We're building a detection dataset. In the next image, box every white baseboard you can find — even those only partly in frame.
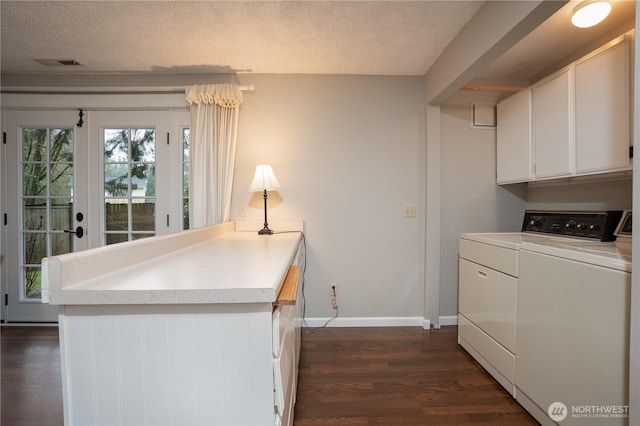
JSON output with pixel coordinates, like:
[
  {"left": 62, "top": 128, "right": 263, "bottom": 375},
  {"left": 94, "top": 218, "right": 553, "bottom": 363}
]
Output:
[
  {"left": 303, "top": 316, "right": 457, "bottom": 329},
  {"left": 1, "top": 322, "right": 57, "bottom": 327},
  {"left": 303, "top": 316, "right": 425, "bottom": 328},
  {"left": 439, "top": 315, "right": 458, "bottom": 326}
]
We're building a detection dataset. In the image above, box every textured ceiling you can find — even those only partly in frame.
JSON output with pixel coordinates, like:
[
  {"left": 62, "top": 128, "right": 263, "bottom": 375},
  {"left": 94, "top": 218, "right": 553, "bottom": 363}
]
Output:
[
  {"left": 0, "top": 0, "right": 485, "bottom": 76},
  {"left": 475, "top": 0, "right": 635, "bottom": 85}
]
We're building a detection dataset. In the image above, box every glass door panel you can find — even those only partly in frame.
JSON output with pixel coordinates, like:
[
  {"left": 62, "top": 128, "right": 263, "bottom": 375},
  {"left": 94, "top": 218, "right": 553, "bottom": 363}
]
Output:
[
  {"left": 89, "top": 111, "right": 172, "bottom": 249},
  {"left": 21, "top": 127, "right": 74, "bottom": 300},
  {"left": 183, "top": 128, "right": 190, "bottom": 230},
  {"left": 2, "top": 108, "right": 182, "bottom": 322},
  {"left": 2, "top": 110, "right": 84, "bottom": 322},
  {"left": 103, "top": 127, "right": 156, "bottom": 244}
]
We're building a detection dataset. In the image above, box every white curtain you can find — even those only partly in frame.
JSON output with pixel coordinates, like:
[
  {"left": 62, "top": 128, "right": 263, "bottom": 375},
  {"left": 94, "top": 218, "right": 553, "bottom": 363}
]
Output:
[{"left": 185, "top": 83, "right": 243, "bottom": 227}]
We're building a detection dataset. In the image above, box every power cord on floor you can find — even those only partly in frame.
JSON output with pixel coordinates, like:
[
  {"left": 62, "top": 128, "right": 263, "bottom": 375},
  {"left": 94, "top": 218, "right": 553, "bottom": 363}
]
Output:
[{"left": 273, "top": 230, "right": 339, "bottom": 333}]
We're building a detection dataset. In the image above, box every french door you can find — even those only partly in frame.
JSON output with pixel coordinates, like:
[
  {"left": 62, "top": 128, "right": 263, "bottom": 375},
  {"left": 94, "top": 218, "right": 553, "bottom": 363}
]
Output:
[
  {"left": 88, "top": 111, "right": 173, "bottom": 248},
  {"left": 2, "top": 110, "right": 87, "bottom": 321},
  {"left": 2, "top": 109, "right": 189, "bottom": 322}
]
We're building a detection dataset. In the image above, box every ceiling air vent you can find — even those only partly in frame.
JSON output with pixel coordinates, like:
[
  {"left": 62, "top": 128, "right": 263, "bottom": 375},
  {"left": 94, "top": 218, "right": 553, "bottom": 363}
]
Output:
[{"left": 34, "top": 59, "right": 84, "bottom": 67}]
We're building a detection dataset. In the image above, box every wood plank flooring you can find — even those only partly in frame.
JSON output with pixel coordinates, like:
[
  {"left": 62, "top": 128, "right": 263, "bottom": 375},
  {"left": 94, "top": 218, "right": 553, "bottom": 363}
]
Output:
[
  {"left": 294, "top": 326, "right": 537, "bottom": 425},
  {"left": 1, "top": 325, "right": 536, "bottom": 425},
  {"left": 1, "top": 326, "right": 63, "bottom": 426}
]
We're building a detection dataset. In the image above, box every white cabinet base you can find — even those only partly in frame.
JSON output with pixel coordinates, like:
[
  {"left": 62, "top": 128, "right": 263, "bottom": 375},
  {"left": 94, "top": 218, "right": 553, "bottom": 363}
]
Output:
[{"left": 59, "top": 304, "right": 280, "bottom": 426}]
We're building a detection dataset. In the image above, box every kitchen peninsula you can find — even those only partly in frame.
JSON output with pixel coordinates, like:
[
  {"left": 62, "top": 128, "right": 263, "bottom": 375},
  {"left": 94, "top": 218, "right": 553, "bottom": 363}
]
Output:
[{"left": 42, "top": 221, "right": 305, "bottom": 426}]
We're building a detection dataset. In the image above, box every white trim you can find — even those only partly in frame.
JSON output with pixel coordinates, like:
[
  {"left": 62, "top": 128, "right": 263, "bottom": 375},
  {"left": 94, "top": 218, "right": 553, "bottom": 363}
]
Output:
[
  {"left": 422, "top": 318, "right": 431, "bottom": 330},
  {"left": 1, "top": 316, "right": 457, "bottom": 329},
  {"left": 304, "top": 316, "right": 425, "bottom": 328},
  {"left": 0, "top": 92, "right": 188, "bottom": 109},
  {"left": 439, "top": 315, "right": 458, "bottom": 326},
  {"left": 424, "top": 104, "right": 441, "bottom": 327},
  {"left": 302, "top": 316, "right": 462, "bottom": 329},
  {"left": 303, "top": 316, "right": 455, "bottom": 329},
  {"left": 1, "top": 322, "right": 58, "bottom": 326},
  {"left": 1, "top": 85, "right": 254, "bottom": 94}
]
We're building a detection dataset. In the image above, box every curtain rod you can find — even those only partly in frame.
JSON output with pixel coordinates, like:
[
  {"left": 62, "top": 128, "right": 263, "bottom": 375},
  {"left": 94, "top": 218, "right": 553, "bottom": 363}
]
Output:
[{"left": 1, "top": 84, "right": 255, "bottom": 95}]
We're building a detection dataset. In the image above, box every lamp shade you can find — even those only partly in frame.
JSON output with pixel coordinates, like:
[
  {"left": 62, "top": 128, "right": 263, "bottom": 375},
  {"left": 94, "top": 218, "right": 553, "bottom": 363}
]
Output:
[{"left": 249, "top": 164, "right": 282, "bottom": 191}]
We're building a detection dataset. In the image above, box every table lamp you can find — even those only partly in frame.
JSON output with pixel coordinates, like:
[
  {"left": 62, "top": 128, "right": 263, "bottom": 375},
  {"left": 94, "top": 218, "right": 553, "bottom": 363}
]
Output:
[{"left": 249, "top": 164, "right": 281, "bottom": 235}]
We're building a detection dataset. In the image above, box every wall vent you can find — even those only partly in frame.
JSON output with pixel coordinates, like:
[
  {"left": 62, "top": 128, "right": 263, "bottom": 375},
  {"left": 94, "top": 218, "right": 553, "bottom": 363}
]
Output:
[
  {"left": 34, "top": 59, "right": 84, "bottom": 67},
  {"left": 471, "top": 102, "right": 496, "bottom": 128}
]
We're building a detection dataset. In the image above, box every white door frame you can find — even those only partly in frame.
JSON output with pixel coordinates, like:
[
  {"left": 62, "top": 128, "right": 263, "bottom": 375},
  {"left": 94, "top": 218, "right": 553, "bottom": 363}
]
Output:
[
  {"left": 2, "top": 109, "right": 87, "bottom": 322},
  {"left": 1, "top": 92, "right": 189, "bottom": 322}
]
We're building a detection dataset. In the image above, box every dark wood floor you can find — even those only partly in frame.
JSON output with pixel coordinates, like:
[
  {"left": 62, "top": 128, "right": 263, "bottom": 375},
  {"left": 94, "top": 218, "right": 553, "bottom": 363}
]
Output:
[
  {"left": 294, "top": 326, "right": 536, "bottom": 425},
  {"left": 1, "top": 326, "right": 63, "bottom": 426},
  {"left": 1, "top": 325, "right": 536, "bottom": 426}
]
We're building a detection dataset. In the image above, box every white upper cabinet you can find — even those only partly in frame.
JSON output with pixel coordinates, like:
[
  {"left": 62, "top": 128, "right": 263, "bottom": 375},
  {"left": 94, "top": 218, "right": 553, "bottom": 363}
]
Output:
[
  {"left": 496, "top": 88, "right": 532, "bottom": 184},
  {"left": 495, "top": 32, "right": 632, "bottom": 184},
  {"left": 532, "top": 66, "right": 575, "bottom": 180},
  {"left": 575, "top": 36, "right": 631, "bottom": 175}
]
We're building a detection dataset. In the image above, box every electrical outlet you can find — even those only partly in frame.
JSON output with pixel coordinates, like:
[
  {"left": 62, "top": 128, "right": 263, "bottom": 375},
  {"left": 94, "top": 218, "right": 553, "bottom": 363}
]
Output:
[
  {"left": 329, "top": 283, "right": 337, "bottom": 310},
  {"left": 329, "top": 283, "right": 337, "bottom": 296}
]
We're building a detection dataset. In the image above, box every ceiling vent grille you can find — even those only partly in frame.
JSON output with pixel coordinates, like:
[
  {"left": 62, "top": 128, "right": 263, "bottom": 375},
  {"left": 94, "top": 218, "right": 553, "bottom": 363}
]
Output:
[{"left": 34, "top": 59, "right": 84, "bottom": 67}]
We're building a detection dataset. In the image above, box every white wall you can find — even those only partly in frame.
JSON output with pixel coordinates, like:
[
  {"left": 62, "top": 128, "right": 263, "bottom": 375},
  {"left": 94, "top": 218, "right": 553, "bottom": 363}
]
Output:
[
  {"left": 1, "top": 74, "right": 425, "bottom": 324},
  {"left": 439, "top": 91, "right": 527, "bottom": 317},
  {"left": 437, "top": 89, "right": 633, "bottom": 319},
  {"left": 231, "top": 74, "right": 426, "bottom": 322},
  {"left": 526, "top": 180, "right": 632, "bottom": 211}
]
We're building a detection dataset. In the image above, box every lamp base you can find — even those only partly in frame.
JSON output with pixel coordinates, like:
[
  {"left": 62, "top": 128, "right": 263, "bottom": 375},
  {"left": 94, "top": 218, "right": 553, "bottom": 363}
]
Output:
[
  {"left": 258, "top": 189, "right": 273, "bottom": 235},
  {"left": 258, "top": 227, "right": 273, "bottom": 235}
]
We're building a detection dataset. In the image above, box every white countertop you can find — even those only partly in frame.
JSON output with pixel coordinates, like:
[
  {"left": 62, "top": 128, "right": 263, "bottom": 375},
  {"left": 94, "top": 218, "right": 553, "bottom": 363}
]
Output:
[{"left": 43, "top": 222, "right": 303, "bottom": 305}]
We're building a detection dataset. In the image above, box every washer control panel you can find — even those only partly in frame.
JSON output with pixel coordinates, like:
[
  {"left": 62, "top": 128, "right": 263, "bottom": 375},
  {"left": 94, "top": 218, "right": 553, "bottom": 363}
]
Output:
[{"left": 522, "top": 210, "right": 623, "bottom": 241}]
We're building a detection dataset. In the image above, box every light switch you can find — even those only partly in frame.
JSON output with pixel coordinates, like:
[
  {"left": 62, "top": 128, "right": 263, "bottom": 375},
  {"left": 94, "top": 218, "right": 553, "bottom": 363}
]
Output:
[
  {"left": 403, "top": 204, "right": 416, "bottom": 218},
  {"left": 239, "top": 205, "right": 248, "bottom": 217}
]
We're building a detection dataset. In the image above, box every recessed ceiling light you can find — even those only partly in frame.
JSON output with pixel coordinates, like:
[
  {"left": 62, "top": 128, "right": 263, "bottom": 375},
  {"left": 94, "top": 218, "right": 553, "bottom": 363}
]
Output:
[{"left": 571, "top": 1, "right": 612, "bottom": 28}]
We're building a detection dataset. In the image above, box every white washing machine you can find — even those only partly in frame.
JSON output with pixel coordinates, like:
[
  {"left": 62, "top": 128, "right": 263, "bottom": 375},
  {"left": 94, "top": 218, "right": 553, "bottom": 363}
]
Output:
[
  {"left": 458, "top": 210, "right": 627, "bottom": 403},
  {"left": 515, "top": 211, "right": 631, "bottom": 426}
]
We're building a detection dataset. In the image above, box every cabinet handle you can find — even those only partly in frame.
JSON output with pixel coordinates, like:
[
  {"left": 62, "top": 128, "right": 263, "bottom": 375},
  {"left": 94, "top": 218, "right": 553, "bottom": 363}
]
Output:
[{"left": 477, "top": 270, "right": 488, "bottom": 279}]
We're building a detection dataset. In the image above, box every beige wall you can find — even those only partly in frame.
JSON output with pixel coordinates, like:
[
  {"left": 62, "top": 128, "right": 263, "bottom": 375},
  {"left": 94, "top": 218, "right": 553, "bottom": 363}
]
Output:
[
  {"left": 439, "top": 91, "right": 527, "bottom": 318},
  {"left": 1, "top": 72, "right": 634, "bottom": 324},
  {"left": 1, "top": 73, "right": 427, "bottom": 324},
  {"left": 232, "top": 74, "right": 426, "bottom": 321},
  {"left": 437, "top": 90, "right": 633, "bottom": 319}
]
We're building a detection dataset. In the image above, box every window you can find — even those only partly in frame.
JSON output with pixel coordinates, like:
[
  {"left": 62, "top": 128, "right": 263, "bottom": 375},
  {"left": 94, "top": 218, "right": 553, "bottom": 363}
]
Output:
[
  {"left": 182, "top": 128, "right": 190, "bottom": 230},
  {"left": 103, "top": 128, "right": 156, "bottom": 244},
  {"left": 21, "top": 128, "right": 74, "bottom": 298}
]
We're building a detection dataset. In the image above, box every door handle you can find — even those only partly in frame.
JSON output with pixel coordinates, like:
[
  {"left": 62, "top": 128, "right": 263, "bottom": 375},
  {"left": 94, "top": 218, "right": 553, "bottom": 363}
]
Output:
[{"left": 64, "top": 226, "right": 84, "bottom": 238}]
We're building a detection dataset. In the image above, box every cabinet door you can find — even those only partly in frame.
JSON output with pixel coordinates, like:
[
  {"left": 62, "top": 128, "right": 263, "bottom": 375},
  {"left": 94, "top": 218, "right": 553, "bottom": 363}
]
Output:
[
  {"left": 575, "top": 37, "right": 631, "bottom": 174},
  {"left": 496, "top": 88, "right": 532, "bottom": 184},
  {"left": 532, "top": 67, "right": 575, "bottom": 179}
]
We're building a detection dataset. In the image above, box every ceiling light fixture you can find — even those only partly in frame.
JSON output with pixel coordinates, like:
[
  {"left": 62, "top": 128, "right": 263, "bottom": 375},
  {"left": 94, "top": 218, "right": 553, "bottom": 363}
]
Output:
[{"left": 571, "top": 1, "right": 612, "bottom": 28}]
